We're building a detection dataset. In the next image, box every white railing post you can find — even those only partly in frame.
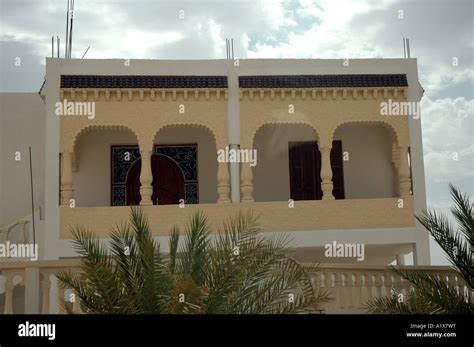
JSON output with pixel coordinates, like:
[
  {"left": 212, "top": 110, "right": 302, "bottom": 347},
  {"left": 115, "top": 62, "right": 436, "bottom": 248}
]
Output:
[
  {"left": 57, "top": 286, "right": 65, "bottom": 314},
  {"left": 25, "top": 267, "right": 40, "bottom": 313},
  {"left": 4, "top": 272, "right": 14, "bottom": 314},
  {"left": 41, "top": 272, "right": 51, "bottom": 314}
]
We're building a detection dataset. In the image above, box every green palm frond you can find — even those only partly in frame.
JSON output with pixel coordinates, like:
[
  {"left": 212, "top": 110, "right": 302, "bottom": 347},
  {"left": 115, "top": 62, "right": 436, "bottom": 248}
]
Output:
[
  {"left": 59, "top": 207, "right": 331, "bottom": 314},
  {"left": 168, "top": 225, "right": 180, "bottom": 275},
  {"left": 180, "top": 211, "right": 211, "bottom": 285},
  {"left": 449, "top": 183, "right": 474, "bottom": 248},
  {"left": 366, "top": 185, "right": 474, "bottom": 314},
  {"left": 364, "top": 291, "right": 437, "bottom": 314}
]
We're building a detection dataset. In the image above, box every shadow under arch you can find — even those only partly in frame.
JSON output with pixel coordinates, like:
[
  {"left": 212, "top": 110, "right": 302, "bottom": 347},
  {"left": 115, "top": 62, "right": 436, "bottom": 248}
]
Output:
[{"left": 252, "top": 122, "right": 320, "bottom": 202}]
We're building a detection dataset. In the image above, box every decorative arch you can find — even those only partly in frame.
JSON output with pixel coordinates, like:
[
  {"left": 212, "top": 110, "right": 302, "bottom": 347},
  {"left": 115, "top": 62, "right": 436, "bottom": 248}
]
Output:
[
  {"left": 149, "top": 122, "right": 220, "bottom": 205},
  {"left": 330, "top": 120, "right": 403, "bottom": 146},
  {"left": 331, "top": 119, "right": 403, "bottom": 199},
  {"left": 151, "top": 123, "right": 221, "bottom": 151},
  {"left": 70, "top": 124, "right": 139, "bottom": 154},
  {"left": 249, "top": 119, "right": 319, "bottom": 149}
]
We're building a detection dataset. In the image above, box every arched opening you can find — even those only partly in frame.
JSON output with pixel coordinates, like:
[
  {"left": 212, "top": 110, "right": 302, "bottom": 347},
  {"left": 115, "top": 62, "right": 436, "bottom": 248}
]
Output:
[
  {"left": 252, "top": 123, "right": 324, "bottom": 202},
  {"left": 152, "top": 124, "right": 218, "bottom": 204},
  {"left": 73, "top": 126, "right": 138, "bottom": 207},
  {"left": 333, "top": 122, "right": 398, "bottom": 199}
]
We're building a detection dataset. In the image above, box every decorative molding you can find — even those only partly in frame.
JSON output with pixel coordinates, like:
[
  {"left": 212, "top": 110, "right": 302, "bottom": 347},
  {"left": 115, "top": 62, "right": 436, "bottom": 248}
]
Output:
[
  {"left": 59, "top": 88, "right": 229, "bottom": 102},
  {"left": 238, "top": 87, "right": 408, "bottom": 101}
]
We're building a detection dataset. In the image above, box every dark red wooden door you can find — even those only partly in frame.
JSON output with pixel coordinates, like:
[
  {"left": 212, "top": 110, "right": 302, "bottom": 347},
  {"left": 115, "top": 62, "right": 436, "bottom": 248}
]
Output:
[
  {"left": 288, "top": 141, "right": 322, "bottom": 200},
  {"left": 151, "top": 154, "right": 185, "bottom": 205},
  {"left": 288, "top": 140, "right": 344, "bottom": 201},
  {"left": 126, "top": 155, "right": 185, "bottom": 205},
  {"left": 330, "top": 140, "right": 345, "bottom": 200},
  {"left": 126, "top": 159, "right": 142, "bottom": 205}
]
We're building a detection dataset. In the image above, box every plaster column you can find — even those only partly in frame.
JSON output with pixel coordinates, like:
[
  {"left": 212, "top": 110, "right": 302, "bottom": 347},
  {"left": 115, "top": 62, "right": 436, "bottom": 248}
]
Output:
[
  {"left": 396, "top": 254, "right": 405, "bottom": 266},
  {"left": 241, "top": 164, "right": 254, "bottom": 202},
  {"left": 217, "top": 162, "right": 231, "bottom": 203},
  {"left": 320, "top": 144, "right": 334, "bottom": 200},
  {"left": 60, "top": 151, "right": 74, "bottom": 205},
  {"left": 226, "top": 61, "right": 242, "bottom": 204},
  {"left": 139, "top": 148, "right": 153, "bottom": 206},
  {"left": 229, "top": 144, "right": 241, "bottom": 203},
  {"left": 398, "top": 145, "right": 412, "bottom": 197},
  {"left": 392, "top": 143, "right": 401, "bottom": 196}
]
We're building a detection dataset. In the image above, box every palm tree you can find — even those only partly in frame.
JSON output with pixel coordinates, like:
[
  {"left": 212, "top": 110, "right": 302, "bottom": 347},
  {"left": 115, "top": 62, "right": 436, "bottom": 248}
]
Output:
[
  {"left": 58, "top": 208, "right": 329, "bottom": 314},
  {"left": 365, "top": 184, "right": 473, "bottom": 314}
]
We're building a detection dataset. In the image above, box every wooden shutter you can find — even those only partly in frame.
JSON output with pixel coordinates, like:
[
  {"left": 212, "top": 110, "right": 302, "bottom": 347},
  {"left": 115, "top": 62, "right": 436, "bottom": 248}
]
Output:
[
  {"left": 330, "top": 140, "right": 345, "bottom": 199},
  {"left": 288, "top": 141, "right": 322, "bottom": 200}
]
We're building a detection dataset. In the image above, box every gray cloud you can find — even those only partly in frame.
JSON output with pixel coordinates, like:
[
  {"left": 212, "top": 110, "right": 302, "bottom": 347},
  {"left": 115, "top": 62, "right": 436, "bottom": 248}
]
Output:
[{"left": 0, "top": 0, "right": 472, "bottom": 265}]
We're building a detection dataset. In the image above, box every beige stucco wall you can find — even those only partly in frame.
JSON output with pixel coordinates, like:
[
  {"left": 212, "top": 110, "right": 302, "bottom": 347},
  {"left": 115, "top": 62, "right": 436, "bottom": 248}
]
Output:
[
  {"left": 239, "top": 90, "right": 410, "bottom": 150},
  {"left": 60, "top": 197, "right": 416, "bottom": 239},
  {"left": 74, "top": 126, "right": 218, "bottom": 207},
  {"left": 0, "top": 93, "right": 45, "bottom": 225},
  {"left": 252, "top": 123, "right": 397, "bottom": 202},
  {"left": 60, "top": 91, "right": 229, "bottom": 153}
]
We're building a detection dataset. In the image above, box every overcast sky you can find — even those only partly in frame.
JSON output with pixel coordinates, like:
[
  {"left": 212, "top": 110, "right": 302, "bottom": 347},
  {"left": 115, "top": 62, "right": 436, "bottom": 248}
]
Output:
[{"left": 0, "top": 0, "right": 472, "bottom": 265}]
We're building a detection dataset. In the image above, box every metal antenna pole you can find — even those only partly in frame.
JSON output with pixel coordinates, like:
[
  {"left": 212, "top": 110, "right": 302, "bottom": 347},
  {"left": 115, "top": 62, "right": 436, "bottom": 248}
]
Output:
[
  {"left": 69, "top": 0, "right": 74, "bottom": 58},
  {"left": 66, "top": 0, "right": 70, "bottom": 57}
]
